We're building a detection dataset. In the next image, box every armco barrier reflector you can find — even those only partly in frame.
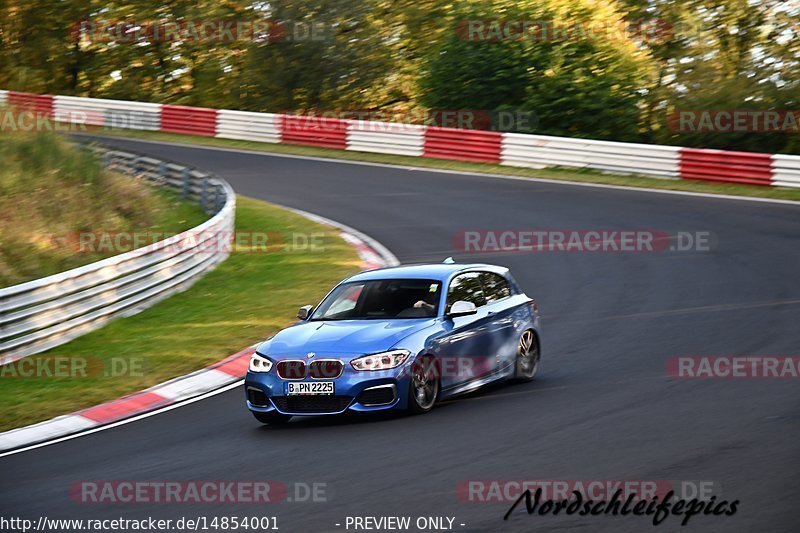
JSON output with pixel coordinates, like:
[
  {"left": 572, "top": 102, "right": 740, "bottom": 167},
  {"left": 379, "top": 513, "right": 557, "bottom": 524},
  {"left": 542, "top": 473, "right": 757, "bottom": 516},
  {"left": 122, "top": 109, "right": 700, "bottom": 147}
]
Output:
[
  {"left": 772, "top": 154, "right": 800, "bottom": 189},
  {"left": 161, "top": 105, "right": 217, "bottom": 136},
  {"left": 217, "top": 109, "right": 281, "bottom": 143},
  {"left": 54, "top": 96, "right": 161, "bottom": 130},
  {"left": 346, "top": 121, "right": 425, "bottom": 157},
  {"left": 424, "top": 127, "right": 502, "bottom": 163},
  {"left": 7, "top": 91, "right": 54, "bottom": 118},
  {"left": 680, "top": 148, "right": 773, "bottom": 186},
  {"left": 281, "top": 115, "right": 348, "bottom": 149}
]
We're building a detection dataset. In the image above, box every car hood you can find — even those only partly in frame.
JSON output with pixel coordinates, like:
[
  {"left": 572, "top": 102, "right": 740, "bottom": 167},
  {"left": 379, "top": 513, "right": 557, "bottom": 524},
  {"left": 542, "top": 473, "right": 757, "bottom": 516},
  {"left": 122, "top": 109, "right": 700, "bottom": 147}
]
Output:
[{"left": 259, "top": 318, "right": 437, "bottom": 358}]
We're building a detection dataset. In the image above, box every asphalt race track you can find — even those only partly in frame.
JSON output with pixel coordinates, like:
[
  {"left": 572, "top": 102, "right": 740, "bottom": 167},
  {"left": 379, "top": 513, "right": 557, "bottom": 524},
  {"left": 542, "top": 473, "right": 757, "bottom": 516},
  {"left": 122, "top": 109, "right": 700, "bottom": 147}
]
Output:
[{"left": 2, "top": 137, "right": 799, "bottom": 532}]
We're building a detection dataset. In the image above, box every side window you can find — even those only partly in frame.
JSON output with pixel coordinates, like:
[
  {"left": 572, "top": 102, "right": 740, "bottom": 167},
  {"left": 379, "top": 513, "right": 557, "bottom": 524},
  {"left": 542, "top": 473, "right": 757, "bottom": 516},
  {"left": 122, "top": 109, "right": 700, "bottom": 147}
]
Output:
[
  {"left": 447, "top": 272, "right": 486, "bottom": 311},
  {"left": 480, "top": 272, "right": 512, "bottom": 303}
]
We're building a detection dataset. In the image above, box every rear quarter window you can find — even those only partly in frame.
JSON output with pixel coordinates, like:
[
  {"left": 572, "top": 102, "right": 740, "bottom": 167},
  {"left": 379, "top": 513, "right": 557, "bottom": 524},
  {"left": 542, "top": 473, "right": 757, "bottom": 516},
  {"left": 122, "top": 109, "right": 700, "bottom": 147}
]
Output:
[
  {"left": 480, "top": 272, "right": 512, "bottom": 303},
  {"left": 446, "top": 272, "right": 487, "bottom": 311}
]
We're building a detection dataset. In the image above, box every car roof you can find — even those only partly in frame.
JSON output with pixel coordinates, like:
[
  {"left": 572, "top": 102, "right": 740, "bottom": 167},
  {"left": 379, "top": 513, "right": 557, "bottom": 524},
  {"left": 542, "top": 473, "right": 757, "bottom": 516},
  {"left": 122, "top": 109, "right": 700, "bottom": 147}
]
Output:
[{"left": 345, "top": 263, "right": 510, "bottom": 283}]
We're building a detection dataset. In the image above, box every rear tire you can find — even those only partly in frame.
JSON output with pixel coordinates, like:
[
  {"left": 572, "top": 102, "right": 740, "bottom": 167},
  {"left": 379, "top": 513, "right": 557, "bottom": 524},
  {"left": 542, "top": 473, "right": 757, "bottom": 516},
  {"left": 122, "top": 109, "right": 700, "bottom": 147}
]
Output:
[
  {"left": 514, "top": 330, "right": 540, "bottom": 381},
  {"left": 407, "top": 356, "right": 440, "bottom": 414},
  {"left": 252, "top": 411, "right": 292, "bottom": 425}
]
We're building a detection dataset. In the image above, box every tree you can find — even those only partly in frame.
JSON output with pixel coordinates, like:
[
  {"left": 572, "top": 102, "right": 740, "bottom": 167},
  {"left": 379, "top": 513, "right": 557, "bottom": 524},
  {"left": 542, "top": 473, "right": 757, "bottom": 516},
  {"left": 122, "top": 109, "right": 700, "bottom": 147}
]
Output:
[
  {"left": 418, "top": 0, "right": 654, "bottom": 140},
  {"left": 238, "top": 0, "right": 392, "bottom": 112}
]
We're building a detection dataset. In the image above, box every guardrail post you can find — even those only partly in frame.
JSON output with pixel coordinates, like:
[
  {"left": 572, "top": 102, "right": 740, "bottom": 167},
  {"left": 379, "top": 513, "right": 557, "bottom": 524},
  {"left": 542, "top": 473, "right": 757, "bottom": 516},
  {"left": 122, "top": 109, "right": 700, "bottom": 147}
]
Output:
[
  {"left": 182, "top": 168, "right": 191, "bottom": 198},
  {"left": 201, "top": 177, "right": 209, "bottom": 211},
  {"left": 207, "top": 183, "right": 216, "bottom": 214},
  {"left": 215, "top": 184, "right": 225, "bottom": 212},
  {"left": 158, "top": 161, "right": 167, "bottom": 187}
]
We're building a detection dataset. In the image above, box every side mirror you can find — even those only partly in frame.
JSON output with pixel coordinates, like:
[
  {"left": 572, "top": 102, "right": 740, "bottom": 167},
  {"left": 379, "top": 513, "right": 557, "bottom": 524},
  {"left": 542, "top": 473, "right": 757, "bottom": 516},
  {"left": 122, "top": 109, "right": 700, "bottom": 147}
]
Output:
[
  {"left": 448, "top": 300, "right": 477, "bottom": 318},
  {"left": 297, "top": 305, "right": 314, "bottom": 320}
]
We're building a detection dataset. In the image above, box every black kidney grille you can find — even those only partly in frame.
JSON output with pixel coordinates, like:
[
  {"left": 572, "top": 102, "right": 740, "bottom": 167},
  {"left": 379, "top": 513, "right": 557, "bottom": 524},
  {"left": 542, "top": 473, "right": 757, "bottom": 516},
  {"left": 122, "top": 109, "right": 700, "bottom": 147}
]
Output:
[
  {"left": 276, "top": 360, "right": 306, "bottom": 379},
  {"left": 309, "top": 360, "right": 344, "bottom": 379}
]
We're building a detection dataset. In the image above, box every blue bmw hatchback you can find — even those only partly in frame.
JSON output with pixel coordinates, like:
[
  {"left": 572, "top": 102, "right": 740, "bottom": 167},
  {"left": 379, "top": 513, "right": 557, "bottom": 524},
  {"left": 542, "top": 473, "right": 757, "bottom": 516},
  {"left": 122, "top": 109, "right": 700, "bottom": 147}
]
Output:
[{"left": 245, "top": 261, "right": 540, "bottom": 424}]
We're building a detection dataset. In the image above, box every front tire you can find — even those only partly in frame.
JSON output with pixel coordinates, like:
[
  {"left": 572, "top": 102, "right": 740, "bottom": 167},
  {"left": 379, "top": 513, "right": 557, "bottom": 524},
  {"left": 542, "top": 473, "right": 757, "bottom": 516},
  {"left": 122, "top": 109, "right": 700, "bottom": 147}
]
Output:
[
  {"left": 514, "top": 330, "right": 540, "bottom": 381},
  {"left": 407, "top": 356, "right": 440, "bottom": 414},
  {"left": 252, "top": 411, "right": 292, "bottom": 425}
]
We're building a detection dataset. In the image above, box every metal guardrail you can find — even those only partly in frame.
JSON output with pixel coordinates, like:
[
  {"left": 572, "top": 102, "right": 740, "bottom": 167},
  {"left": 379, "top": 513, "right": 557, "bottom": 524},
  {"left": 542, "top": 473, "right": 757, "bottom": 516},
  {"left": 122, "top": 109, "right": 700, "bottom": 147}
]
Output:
[
  {"left": 679, "top": 148, "right": 773, "bottom": 186},
  {"left": 217, "top": 109, "right": 281, "bottom": 144},
  {"left": 425, "top": 127, "right": 503, "bottom": 163},
  {"left": 503, "top": 133, "right": 682, "bottom": 177},
  {"left": 346, "top": 121, "right": 425, "bottom": 157},
  {"left": 162, "top": 105, "right": 217, "bottom": 136},
  {"left": 0, "top": 144, "right": 236, "bottom": 365},
  {"left": 6, "top": 90, "right": 800, "bottom": 187},
  {"left": 55, "top": 95, "right": 161, "bottom": 131},
  {"left": 769, "top": 154, "right": 800, "bottom": 188}
]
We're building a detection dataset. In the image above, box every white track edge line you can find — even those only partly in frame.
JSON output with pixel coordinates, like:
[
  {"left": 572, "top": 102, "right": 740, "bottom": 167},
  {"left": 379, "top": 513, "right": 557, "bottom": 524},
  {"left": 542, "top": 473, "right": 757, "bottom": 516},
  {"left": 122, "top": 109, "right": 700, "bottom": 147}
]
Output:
[
  {"left": 279, "top": 205, "right": 400, "bottom": 267},
  {"left": 0, "top": 380, "right": 243, "bottom": 458}
]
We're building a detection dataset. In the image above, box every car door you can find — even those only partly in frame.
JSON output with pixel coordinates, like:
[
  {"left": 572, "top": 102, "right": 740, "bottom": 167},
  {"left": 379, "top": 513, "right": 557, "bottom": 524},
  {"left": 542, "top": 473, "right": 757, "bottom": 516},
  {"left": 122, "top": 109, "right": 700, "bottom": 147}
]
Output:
[
  {"left": 478, "top": 271, "right": 519, "bottom": 373},
  {"left": 436, "top": 272, "right": 494, "bottom": 392}
]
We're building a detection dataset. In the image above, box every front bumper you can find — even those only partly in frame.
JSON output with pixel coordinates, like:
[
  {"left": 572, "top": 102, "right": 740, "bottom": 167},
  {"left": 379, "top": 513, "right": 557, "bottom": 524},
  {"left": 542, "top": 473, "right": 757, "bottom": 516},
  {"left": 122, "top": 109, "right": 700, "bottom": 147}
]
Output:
[{"left": 245, "top": 365, "right": 410, "bottom": 416}]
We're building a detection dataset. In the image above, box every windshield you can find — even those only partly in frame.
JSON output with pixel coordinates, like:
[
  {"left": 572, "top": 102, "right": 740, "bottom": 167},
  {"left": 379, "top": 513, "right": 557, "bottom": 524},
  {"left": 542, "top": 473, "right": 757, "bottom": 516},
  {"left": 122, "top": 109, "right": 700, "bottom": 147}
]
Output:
[{"left": 311, "top": 279, "right": 442, "bottom": 320}]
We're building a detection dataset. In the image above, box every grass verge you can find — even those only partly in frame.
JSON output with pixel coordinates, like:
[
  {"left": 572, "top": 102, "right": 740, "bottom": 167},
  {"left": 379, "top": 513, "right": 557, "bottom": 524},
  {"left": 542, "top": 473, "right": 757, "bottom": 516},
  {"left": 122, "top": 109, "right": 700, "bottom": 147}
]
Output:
[
  {"left": 0, "top": 131, "right": 208, "bottom": 287},
  {"left": 0, "top": 195, "right": 362, "bottom": 432},
  {"left": 90, "top": 128, "right": 800, "bottom": 202}
]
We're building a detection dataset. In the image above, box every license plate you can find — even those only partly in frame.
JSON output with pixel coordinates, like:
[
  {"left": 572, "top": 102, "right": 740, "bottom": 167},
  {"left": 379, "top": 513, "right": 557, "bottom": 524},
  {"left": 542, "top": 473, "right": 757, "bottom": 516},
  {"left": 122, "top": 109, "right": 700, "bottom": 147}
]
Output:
[{"left": 287, "top": 382, "right": 334, "bottom": 395}]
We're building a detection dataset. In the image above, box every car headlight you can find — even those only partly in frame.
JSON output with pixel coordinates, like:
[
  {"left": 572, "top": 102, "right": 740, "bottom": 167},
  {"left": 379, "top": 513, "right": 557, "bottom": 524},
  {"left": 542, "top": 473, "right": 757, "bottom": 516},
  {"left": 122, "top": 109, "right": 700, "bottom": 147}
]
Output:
[
  {"left": 350, "top": 349, "right": 410, "bottom": 371},
  {"left": 249, "top": 353, "right": 273, "bottom": 373}
]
